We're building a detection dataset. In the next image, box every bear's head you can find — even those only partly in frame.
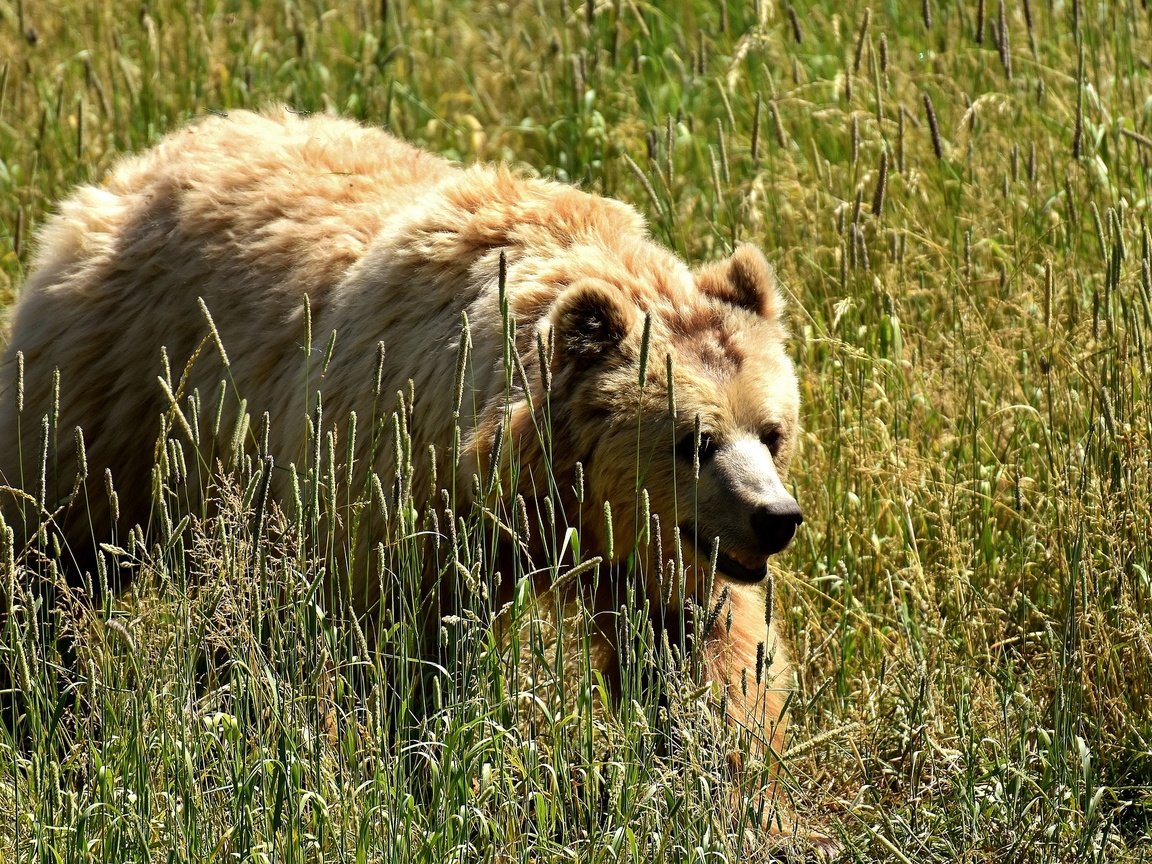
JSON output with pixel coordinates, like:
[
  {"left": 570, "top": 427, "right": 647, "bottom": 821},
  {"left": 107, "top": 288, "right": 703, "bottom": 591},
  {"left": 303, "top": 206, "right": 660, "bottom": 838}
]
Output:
[{"left": 539, "top": 243, "right": 802, "bottom": 603}]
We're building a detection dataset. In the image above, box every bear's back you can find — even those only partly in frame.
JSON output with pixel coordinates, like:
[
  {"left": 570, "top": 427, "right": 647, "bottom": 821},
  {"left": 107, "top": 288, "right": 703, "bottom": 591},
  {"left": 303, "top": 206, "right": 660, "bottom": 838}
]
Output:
[{"left": 99, "top": 108, "right": 453, "bottom": 303}]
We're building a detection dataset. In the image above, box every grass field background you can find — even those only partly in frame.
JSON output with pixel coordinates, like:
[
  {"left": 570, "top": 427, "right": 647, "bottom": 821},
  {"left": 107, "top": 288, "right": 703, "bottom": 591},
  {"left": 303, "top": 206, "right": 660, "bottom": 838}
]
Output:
[{"left": 2, "top": 0, "right": 1151, "bottom": 861}]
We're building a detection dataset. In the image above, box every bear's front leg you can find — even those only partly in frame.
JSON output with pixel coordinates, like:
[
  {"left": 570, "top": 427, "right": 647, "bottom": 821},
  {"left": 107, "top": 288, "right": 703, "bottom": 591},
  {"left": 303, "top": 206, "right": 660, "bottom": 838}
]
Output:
[{"left": 702, "top": 580, "right": 839, "bottom": 857}]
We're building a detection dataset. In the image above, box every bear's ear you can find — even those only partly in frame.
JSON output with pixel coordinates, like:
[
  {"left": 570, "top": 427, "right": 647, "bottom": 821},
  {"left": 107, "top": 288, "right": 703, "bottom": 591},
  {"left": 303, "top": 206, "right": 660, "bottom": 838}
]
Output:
[
  {"left": 695, "top": 244, "right": 784, "bottom": 320},
  {"left": 552, "top": 281, "right": 637, "bottom": 364}
]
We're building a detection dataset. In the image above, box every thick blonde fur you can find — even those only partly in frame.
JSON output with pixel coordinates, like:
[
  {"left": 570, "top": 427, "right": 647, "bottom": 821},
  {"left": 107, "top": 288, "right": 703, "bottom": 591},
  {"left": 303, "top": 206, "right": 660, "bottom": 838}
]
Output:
[{"left": 0, "top": 108, "right": 813, "bottom": 843}]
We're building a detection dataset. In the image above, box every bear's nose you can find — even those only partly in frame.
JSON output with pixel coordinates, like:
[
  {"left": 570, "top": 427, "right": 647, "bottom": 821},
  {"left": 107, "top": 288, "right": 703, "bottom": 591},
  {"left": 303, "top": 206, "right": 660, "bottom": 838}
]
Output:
[{"left": 750, "top": 500, "right": 804, "bottom": 555}]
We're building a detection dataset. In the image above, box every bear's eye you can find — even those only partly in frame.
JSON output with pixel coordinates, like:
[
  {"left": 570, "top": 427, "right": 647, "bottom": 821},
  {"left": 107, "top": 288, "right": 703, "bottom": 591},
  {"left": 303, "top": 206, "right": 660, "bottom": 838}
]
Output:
[
  {"left": 697, "top": 433, "right": 717, "bottom": 465},
  {"left": 678, "top": 431, "right": 717, "bottom": 466},
  {"left": 760, "top": 426, "right": 784, "bottom": 456}
]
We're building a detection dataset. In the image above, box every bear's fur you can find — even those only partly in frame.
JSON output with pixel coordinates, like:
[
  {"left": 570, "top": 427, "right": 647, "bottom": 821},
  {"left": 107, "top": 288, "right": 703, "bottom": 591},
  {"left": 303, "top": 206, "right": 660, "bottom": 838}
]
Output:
[{"left": 0, "top": 108, "right": 817, "bottom": 844}]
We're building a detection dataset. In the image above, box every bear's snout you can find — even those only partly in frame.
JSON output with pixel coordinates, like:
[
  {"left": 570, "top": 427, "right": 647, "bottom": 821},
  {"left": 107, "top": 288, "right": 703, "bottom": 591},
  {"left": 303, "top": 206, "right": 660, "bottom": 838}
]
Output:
[{"left": 750, "top": 499, "right": 803, "bottom": 555}]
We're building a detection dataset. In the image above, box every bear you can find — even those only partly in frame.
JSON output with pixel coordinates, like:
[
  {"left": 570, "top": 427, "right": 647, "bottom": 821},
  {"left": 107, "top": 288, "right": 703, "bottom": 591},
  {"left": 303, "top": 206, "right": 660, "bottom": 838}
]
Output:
[{"left": 0, "top": 108, "right": 823, "bottom": 850}]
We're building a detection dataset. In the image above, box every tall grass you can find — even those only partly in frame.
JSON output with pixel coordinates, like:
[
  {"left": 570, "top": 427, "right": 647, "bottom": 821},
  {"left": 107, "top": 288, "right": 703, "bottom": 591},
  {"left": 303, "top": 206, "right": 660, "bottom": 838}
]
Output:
[{"left": 1, "top": 1, "right": 1150, "bottom": 861}]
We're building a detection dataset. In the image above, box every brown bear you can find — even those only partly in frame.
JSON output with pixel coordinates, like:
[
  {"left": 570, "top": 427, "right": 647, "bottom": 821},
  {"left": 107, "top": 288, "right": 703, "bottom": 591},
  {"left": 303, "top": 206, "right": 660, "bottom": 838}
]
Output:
[{"left": 0, "top": 108, "right": 822, "bottom": 849}]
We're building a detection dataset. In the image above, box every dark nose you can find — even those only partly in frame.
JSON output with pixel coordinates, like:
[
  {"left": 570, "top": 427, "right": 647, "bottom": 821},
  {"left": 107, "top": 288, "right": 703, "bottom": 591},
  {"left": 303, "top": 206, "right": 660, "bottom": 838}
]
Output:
[{"left": 750, "top": 500, "right": 804, "bottom": 555}]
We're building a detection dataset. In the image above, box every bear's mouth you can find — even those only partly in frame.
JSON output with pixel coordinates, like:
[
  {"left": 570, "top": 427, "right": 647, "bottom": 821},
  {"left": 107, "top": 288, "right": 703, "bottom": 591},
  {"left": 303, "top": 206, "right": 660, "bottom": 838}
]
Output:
[{"left": 679, "top": 524, "right": 769, "bottom": 584}]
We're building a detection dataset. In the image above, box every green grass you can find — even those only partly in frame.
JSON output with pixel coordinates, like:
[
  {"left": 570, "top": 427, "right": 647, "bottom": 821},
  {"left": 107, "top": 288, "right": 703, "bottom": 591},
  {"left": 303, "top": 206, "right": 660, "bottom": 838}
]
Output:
[{"left": 2, "top": 0, "right": 1151, "bottom": 861}]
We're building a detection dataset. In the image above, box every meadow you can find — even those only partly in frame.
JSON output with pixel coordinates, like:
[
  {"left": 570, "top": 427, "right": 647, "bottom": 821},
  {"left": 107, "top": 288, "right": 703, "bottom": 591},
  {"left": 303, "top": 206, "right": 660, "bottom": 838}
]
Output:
[{"left": 1, "top": 0, "right": 1151, "bottom": 861}]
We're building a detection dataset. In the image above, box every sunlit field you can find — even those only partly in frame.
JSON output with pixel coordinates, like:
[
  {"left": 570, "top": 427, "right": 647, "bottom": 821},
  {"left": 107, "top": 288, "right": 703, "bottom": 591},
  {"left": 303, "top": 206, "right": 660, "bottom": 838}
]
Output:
[{"left": 2, "top": 1, "right": 1151, "bottom": 861}]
